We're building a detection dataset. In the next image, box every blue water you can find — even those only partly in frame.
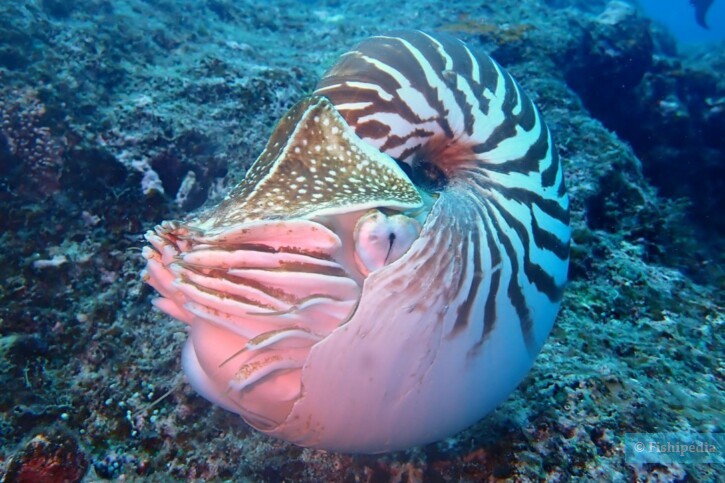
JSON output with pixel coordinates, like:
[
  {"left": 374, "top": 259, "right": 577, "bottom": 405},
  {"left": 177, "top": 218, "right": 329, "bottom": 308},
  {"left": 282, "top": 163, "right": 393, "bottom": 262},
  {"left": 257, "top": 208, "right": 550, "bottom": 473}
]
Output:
[{"left": 638, "top": 0, "right": 725, "bottom": 43}]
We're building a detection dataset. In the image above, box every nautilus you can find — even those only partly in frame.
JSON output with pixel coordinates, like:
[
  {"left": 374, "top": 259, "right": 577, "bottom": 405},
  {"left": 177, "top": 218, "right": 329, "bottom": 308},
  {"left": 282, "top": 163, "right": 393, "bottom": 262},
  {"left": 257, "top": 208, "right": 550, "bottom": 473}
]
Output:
[{"left": 142, "top": 30, "right": 570, "bottom": 453}]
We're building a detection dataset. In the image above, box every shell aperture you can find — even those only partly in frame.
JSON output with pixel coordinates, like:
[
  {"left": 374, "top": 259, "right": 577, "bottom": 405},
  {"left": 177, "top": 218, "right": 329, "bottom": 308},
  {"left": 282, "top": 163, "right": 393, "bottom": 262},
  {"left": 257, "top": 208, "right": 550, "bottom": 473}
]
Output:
[{"left": 142, "top": 30, "right": 570, "bottom": 453}]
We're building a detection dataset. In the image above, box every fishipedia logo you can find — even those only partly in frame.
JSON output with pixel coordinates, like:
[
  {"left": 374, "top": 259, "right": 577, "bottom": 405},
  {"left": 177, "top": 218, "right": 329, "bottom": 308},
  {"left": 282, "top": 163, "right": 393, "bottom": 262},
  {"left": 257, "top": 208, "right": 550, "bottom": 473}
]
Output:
[{"left": 625, "top": 433, "right": 723, "bottom": 464}]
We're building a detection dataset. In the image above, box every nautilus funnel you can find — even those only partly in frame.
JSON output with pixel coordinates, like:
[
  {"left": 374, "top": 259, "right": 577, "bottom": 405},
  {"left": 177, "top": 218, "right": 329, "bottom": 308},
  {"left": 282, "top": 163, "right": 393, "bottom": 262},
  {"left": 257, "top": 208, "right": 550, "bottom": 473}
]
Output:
[{"left": 142, "top": 29, "right": 570, "bottom": 453}]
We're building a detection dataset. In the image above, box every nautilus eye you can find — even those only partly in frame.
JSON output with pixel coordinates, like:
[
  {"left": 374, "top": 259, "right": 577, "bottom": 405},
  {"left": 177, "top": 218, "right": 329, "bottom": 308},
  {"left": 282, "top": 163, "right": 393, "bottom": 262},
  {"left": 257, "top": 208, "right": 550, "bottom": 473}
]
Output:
[{"left": 142, "top": 29, "right": 570, "bottom": 453}]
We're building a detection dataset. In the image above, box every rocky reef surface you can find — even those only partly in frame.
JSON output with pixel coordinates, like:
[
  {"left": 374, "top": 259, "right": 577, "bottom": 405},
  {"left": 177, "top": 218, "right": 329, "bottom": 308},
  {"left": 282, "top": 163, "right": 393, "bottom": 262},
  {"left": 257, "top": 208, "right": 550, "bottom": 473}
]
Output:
[{"left": 0, "top": 0, "right": 722, "bottom": 480}]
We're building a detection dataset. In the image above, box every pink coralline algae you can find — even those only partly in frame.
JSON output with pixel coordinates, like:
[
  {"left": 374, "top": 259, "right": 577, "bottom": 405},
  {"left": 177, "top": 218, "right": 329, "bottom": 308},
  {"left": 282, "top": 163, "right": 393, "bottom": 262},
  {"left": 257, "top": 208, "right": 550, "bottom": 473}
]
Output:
[{"left": 5, "top": 431, "right": 89, "bottom": 483}]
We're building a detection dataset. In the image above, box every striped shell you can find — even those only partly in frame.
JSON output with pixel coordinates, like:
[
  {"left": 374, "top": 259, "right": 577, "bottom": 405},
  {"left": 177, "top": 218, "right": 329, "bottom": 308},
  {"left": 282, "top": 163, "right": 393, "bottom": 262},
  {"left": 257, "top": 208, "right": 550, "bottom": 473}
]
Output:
[{"left": 142, "top": 30, "right": 570, "bottom": 453}]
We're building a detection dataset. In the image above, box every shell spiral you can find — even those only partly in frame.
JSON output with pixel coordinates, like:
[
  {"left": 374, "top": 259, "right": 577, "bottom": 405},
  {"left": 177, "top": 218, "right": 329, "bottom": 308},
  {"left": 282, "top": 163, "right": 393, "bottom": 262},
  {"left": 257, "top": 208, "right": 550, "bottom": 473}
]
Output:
[{"left": 142, "top": 30, "right": 570, "bottom": 453}]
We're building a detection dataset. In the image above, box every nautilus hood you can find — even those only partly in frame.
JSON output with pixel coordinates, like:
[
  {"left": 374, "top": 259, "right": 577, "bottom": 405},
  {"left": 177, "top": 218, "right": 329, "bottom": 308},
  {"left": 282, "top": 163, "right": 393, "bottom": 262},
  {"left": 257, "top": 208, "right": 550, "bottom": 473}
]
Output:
[{"left": 142, "top": 29, "right": 570, "bottom": 453}]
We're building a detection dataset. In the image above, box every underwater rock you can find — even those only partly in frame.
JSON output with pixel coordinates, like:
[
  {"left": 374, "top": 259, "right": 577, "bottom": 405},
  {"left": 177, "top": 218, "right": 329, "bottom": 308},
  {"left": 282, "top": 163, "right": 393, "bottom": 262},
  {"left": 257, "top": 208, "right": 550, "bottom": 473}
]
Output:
[
  {"left": 563, "top": 1, "right": 725, "bottom": 234},
  {"left": 0, "top": 89, "right": 66, "bottom": 201},
  {"left": 5, "top": 430, "right": 89, "bottom": 483},
  {"left": 564, "top": 1, "right": 654, "bottom": 118}
]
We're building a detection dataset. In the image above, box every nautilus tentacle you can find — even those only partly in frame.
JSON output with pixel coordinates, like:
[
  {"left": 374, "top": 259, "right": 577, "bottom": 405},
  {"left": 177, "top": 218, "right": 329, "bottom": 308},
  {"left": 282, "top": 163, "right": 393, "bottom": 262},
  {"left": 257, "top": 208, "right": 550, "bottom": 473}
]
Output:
[{"left": 142, "top": 30, "right": 570, "bottom": 453}]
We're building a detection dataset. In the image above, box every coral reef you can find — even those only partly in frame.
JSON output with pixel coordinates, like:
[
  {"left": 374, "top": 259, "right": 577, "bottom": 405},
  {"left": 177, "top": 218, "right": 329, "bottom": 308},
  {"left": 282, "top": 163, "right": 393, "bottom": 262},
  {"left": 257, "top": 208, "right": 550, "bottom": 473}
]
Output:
[{"left": 0, "top": 0, "right": 722, "bottom": 480}]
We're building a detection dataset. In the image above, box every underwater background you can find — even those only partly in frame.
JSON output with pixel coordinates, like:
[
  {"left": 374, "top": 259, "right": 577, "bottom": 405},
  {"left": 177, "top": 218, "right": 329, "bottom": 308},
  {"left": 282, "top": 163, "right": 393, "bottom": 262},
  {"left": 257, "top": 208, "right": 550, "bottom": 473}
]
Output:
[
  {"left": 639, "top": 0, "right": 725, "bottom": 43},
  {"left": 0, "top": 0, "right": 722, "bottom": 480}
]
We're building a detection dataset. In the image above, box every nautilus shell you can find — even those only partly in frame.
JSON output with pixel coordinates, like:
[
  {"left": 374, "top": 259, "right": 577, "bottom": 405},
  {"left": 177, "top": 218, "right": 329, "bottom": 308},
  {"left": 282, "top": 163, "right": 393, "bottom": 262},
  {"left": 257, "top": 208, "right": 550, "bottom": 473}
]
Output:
[{"left": 142, "top": 30, "right": 570, "bottom": 453}]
